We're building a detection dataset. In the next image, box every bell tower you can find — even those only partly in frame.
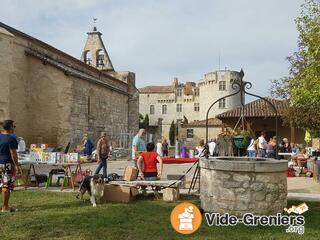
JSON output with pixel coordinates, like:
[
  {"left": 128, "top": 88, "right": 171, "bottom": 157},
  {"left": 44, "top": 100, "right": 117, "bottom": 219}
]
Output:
[{"left": 81, "top": 19, "right": 114, "bottom": 71}]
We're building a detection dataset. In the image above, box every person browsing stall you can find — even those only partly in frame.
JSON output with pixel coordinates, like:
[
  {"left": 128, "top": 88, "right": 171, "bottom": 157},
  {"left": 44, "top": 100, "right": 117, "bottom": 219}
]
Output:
[
  {"left": 137, "top": 142, "right": 163, "bottom": 181},
  {"left": 0, "top": 120, "right": 22, "bottom": 212},
  {"left": 258, "top": 132, "right": 267, "bottom": 157},
  {"left": 94, "top": 132, "right": 110, "bottom": 178},
  {"left": 132, "top": 129, "right": 147, "bottom": 166}
]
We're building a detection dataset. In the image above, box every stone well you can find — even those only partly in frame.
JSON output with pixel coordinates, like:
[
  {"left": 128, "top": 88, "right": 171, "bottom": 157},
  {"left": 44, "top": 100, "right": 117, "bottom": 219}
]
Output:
[{"left": 200, "top": 157, "right": 288, "bottom": 216}]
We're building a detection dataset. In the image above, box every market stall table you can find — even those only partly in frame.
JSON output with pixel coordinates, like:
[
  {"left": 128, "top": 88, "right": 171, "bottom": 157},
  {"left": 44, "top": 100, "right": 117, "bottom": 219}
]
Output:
[
  {"left": 162, "top": 157, "right": 199, "bottom": 164},
  {"left": 22, "top": 162, "right": 82, "bottom": 191},
  {"left": 109, "top": 180, "right": 182, "bottom": 199},
  {"left": 278, "top": 152, "right": 295, "bottom": 160}
]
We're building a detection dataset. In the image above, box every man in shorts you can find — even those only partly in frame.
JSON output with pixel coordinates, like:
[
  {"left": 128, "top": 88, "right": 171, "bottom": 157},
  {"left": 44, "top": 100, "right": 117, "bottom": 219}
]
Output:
[{"left": 0, "top": 120, "right": 21, "bottom": 212}]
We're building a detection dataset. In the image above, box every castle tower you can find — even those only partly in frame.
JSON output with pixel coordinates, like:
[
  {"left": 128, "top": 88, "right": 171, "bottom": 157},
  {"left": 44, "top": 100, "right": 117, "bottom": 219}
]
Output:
[{"left": 81, "top": 24, "right": 114, "bottom": 71}]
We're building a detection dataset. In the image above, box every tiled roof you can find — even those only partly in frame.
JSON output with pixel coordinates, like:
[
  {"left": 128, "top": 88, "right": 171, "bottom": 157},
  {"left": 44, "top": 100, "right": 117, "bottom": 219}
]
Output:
[
  {"left": 216, "top": 97, "right": 288, "bottom": 118},
  {"left": 139, "top": 85, "right": 173, "bottom": 93},
  {"left": 185, "top": 118, "right": 223, "bottom": 126}
]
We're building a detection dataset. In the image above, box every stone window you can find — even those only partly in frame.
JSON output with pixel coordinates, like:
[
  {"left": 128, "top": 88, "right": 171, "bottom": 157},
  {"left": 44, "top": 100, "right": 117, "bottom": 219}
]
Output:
[
  {"left": 177, "top": 88, "right": 182, "bottom": 97},
  {"left": 194, "top": 103, "right": 200, "bottom": 112},
  {"left": 187, "top": 129, "right": 194, "bottom": 139},
  {"left": 150, "top": 105, "right": 155, "bottom": 115},
  {"left": 219, "top": 81, "right": 226, "bottom": 91},
  {"left": 194, "top": 88, "right": 199, "bottom": 96},
  {"left": 219, "top": 98, "right": 226, "bottom": 109},
  {"left": 176, "top": 104, "right": 182, "bottom": 113},
  {"left": 162, "top": 105, "right": 167, "bottom": 114},
  {"left": 96, "top": 49, "right": 105, "bottom": 67},
  {"left": 84, "top": 51, "right": 92, "bottom": 65}
]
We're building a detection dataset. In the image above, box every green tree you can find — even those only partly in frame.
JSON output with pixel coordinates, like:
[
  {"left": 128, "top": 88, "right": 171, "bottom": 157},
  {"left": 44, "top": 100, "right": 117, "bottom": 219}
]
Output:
[
  {"left": 169, "top": 120, "right": 176, "bottom": 146},
  {"left": 139, "top": 113, "right": 144, "bottom": 129},
  {"left": 270, "top": 0, "right": 320, "bottom": 132},
  {"left": 143, "top": 114, "right": 149, "bottom": 128}
]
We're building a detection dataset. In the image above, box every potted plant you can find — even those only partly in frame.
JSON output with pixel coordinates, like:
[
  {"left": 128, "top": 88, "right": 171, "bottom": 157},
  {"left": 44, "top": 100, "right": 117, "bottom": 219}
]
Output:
[{"left": 232, "top": 129, "right": 253, "bottom": 149}]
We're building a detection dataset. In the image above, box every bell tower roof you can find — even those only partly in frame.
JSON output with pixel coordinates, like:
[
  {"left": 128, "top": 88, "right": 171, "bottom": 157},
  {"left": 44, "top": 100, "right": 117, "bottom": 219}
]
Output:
[{"left": 81, "top": 20, "right": 114, "bottom": 71}]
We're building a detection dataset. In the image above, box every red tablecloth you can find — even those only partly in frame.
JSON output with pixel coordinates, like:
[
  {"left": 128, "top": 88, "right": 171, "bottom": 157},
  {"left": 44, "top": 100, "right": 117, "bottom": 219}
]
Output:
[{"left": 162, "top": 157, "right": 199, "bottom": 164}]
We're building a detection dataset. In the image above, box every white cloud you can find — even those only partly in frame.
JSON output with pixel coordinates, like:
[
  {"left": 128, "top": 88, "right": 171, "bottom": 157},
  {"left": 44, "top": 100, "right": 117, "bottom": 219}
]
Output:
[{"left": 0, "top": 0, "right": 304, "bottom": 99}]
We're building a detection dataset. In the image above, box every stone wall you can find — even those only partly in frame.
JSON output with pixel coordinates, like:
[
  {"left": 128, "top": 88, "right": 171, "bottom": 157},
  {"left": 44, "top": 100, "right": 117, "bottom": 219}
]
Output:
[
  {"left": 200, "top": 158, "right": 287, "bottom": 216},
  {"left": 139, "top": 70, "right": 243, "bottom": 140},
  {"left": 0, "top": 24, "right": 139, "bottom": 150}
]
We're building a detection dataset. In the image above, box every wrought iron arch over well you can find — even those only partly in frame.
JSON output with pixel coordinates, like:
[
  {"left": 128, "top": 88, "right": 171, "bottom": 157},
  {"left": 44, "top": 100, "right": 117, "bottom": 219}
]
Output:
[{"left": 205, "top": 69, "right": 279, "bottom": 158}]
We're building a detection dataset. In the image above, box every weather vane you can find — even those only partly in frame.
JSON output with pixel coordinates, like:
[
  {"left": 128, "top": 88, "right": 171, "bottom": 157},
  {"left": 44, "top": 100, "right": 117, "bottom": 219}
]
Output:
[{"left": 93, "top": 18, "right": 97, "bottom": 31}]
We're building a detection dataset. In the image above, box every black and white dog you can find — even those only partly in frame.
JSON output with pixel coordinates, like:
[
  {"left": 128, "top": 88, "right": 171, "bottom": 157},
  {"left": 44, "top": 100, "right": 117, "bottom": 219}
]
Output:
[{"left": 77, "top": 175, "right": 105, "bottom": 207}]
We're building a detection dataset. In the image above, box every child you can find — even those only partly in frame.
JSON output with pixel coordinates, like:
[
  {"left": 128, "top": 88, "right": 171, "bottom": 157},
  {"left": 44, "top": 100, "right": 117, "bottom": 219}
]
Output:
[{"left": 137, "top": 142, "right": 163, "bottom": 180}]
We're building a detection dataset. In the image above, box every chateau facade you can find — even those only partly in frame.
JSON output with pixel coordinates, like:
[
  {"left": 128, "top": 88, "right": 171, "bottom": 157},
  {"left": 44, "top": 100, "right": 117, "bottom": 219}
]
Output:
[{"left": 139, "top": 70, "right": 244, "bottom": 141}]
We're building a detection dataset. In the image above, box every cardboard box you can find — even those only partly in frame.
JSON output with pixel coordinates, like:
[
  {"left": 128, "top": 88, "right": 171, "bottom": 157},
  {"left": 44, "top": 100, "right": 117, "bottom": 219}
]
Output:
[
  {"left": 103, "top": 184, "right": 139, "bottom": 203},
  {"left": 123, "top": 166, "right": 138, "bottom": 181}
]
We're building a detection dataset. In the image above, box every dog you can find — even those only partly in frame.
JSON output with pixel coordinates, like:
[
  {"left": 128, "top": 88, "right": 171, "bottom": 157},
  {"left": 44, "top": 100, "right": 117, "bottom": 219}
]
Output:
[{"left": 77, "top": 175, "right": 105, "bottom": 207}]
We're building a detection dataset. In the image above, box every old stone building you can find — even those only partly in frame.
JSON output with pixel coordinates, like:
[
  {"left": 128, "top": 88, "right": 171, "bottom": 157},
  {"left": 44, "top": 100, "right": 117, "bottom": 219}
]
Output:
[
  {"left": 0, "top": 22, "right": 139, "bottom": 149},
  {"left": 139, "top": 70, "right": 243, "bottom": 141}
]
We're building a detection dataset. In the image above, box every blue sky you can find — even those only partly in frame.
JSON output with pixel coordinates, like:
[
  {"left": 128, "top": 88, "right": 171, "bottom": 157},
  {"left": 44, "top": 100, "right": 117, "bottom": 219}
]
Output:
[{"left": 0, "top": 0, "right": 304, "bottom": 99}]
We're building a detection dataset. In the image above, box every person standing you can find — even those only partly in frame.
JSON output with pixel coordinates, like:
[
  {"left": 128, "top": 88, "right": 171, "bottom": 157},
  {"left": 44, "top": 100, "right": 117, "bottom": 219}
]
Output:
[
  {"left": 82, "top": 136, "right": 94, "bottom": 157},
  {"left": 247, "top": 136, "right": 257, "bottom": 157},
  {"left": 131, "top": 129, "right": 146, "bottom": 166},
  {"left": 195, "top": 139, "right": 205, "bottom": 157},
  {"left": 156, "top": 140, "right": 163, "bottom": 157},
  {"left": 208, "top": 138, "right": 217, "bottom": 157},
  {"left": 0, "top": 120, "right": 22, "bottom": 212},
  {"left": 162, "top": 139, "right": 168, "bottom": 157},
  {"left": 94, "top": 132, "right": 109, "bottom": 178},
  {"left": 258, "top": 132, "right": 267, "bottom": 157},
  {"left": 17, "top": 137, "right": 26, "bottom": 153}
]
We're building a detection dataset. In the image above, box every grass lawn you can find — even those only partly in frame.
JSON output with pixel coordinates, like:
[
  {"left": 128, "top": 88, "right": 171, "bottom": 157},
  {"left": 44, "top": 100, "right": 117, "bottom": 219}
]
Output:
[{"left": 0, "top": 191, "right": 319, "bottom": 240}]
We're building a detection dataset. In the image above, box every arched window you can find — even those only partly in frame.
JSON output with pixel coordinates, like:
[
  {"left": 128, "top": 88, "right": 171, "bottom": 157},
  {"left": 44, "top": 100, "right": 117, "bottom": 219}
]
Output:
[
  {"left": 84, "top": 51, "right": 92, "bottom": 65},
  {"left": 96, "top": 49, "right": 105, "bottom": 67}
]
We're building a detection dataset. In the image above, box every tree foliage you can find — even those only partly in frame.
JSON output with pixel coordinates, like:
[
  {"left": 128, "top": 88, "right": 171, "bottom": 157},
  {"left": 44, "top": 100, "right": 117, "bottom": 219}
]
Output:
[
  {"left": 270, "top": 0, "right": 320, "bottom": 132},
  {"left": 139, "top": 113, "right": 149, "bottom": 129}
]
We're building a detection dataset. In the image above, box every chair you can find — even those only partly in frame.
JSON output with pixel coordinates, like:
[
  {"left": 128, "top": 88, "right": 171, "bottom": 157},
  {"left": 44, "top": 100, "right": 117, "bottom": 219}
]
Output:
[{"left": 45, "top": 169, "right": 68, "bottom": 188}]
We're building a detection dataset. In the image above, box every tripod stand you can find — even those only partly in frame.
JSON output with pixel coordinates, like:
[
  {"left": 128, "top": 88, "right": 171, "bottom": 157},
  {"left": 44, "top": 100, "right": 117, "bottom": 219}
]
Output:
[{"left": 188, "top": 161, "right": 200, "bottom": 194}]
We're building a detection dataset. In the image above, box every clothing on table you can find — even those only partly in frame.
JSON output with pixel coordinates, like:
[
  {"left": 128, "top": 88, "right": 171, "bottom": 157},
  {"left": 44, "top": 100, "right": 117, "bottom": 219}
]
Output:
[
  {"left": 131, "top": 135, "right": 146, "bottom": 159},
  {"left": 156, "top": 142, "right": 163, "bottom": 157},
  {"left": 208, "top": 141, "right": 217, "bottom": 156},
  {"left": 0, "top": 134, "right": 18, "bottom": 164}
]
